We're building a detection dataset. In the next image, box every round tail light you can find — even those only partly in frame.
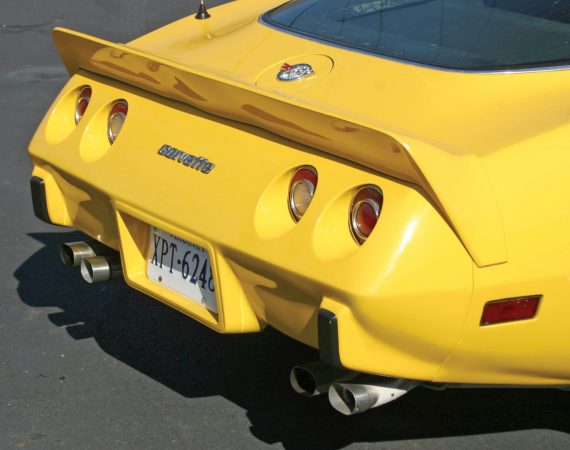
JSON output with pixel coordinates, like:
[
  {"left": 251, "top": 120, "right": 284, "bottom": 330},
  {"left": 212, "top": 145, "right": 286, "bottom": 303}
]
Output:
[
  {"left": 108, "top": 100, "right": 128, "bottom": 144},
  {"left": 289, "top": 166, "right": 318, "bottom": 222},
  {"left": 75, "top": 86, "right": 92, "bottom": 124},
  {"left": 350, "top": 186, "right": 383, "bottom": 244}
]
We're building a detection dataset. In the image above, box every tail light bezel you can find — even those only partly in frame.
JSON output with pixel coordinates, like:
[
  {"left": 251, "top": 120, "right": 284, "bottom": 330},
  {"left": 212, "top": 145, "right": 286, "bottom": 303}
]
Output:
[
  {"left": 349, "top": 185, "right": 383, "bottom": 245},
  {"left": 107, "top": 100, "right": 129, "bottom": 144},
  {"left": 288, "top": 166, "right": 318, "bottom": 222},
  {"left": 75, "top": 86, "right": 92, "bottom": 125}
]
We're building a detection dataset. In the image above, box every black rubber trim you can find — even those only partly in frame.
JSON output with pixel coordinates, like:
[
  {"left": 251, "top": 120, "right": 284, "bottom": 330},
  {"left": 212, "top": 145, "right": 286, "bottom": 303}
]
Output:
[
  {"left": 30, "top": 176, "right": 53, "bottom": 224},
  {"left": 318, "top": 309, "right": 343, "bottom": 368}
]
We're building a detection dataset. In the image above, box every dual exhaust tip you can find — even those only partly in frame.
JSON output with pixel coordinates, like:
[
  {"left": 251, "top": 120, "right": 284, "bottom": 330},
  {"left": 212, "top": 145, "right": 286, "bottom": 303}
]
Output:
[
  {"left": 60, "top": 241, "right": 122, "bottom": 283},
  {"left": 290, "top": 362, "right": 418, "bottom": 415},
  {"left": 62, "top": 242, "right": 413, "bottom": 414}
]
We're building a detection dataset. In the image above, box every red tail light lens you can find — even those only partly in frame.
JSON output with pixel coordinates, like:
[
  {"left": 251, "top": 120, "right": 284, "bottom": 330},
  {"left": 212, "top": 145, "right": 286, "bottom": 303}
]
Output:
[
  {"left": 75, "top": 86, "right": 92, "bottom": 124},
  {"left": 481, "top": 296, "right": 541, "bottom": 326},
  {"left": 350, "top": 186, "right": 383, "bottom": 244},
  {"left": 108, "top": 100, "right": 128, "bottom": 144},
  {"left": 289, "top": 166, "right": 318, "bottom": 222}
]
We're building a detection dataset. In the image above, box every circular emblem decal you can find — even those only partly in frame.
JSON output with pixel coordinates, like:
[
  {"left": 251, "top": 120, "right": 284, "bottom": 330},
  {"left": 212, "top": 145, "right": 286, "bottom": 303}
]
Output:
[{"left": 277, "top": 63, "right": 315, "bottom": 82}]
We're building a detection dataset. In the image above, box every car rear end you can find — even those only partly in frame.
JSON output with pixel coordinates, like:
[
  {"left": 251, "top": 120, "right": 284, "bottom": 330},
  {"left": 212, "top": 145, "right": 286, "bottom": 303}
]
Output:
[
  {"left": 29, "top": 1, "right": 570, "bottom": 405},
  {"left": 29, "top": 56, "right": 473, "bottom": 384}
]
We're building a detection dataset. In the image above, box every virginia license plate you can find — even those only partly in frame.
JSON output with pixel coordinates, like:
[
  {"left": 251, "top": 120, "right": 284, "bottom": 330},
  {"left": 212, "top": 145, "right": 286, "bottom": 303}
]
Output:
[{"left": 147, "top": 227, "right": 217, "bottom": 313}]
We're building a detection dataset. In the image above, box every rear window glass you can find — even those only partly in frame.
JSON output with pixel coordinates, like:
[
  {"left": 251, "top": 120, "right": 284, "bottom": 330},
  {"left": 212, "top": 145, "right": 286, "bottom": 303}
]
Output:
[{"left": 264, "top": 0, "right": 570, "bottom": 70}]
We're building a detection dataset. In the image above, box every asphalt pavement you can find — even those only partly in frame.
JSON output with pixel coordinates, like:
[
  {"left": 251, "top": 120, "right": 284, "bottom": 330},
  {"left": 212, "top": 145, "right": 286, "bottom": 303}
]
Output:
[{"left": 1, "top": 1, "right": 569, "bottom": 448}]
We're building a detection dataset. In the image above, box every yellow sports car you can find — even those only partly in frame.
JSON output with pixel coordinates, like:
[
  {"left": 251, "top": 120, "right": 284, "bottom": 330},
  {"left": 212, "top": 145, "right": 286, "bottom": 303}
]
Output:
[{"left": 28, "top": 0, "right": 570, "bottom": 415}]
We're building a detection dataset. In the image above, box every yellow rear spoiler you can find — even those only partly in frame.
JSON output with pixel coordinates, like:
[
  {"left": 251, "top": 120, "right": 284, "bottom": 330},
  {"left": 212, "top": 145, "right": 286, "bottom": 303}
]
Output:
[{"left": 52, "top": 27, "right": 507, "bottom": 268}]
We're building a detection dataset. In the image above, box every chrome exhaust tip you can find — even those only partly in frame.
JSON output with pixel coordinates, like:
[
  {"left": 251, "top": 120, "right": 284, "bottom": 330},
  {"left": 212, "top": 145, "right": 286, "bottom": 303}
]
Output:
[
  {"left": 328, "top": 383, "right": 375, "bottom": 415},
  {"left": 290, "top": 362, "right": 356, "bottom": 397},
  {"left": 80, "top": 255, "right": 122, "bottom": 284},
  {"left": 60, "top": 240, "right": 116, "bottom": 268},
  {"left": 328, "top": 377, "right": 418, "bottom": 415},
  {"left": 60, "top": 242, "right": 97, "bottom": 268}
]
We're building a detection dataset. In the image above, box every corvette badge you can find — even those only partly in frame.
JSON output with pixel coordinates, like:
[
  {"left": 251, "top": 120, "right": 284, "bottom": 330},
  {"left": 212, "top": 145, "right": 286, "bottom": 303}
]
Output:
[{"left": 277, "top": 63, "right": 314, "bottom": 81}]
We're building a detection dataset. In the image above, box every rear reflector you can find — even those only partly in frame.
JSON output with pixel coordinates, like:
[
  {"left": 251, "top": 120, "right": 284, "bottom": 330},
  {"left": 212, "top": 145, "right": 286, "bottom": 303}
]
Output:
[{"left": 481, "top": 295, "right": 541, "bottom": 326}]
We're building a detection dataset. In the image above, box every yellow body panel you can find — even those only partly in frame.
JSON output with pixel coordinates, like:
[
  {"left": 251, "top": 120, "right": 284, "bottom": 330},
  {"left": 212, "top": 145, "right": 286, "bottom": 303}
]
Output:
[{"left": 28, "top": 0, "right": 570, "bottom": 385}]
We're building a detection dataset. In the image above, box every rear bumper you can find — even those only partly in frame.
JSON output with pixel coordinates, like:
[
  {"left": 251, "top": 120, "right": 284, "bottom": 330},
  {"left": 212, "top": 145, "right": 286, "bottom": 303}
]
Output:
[{"left": 29, "top": 71, "right": 474, "bottom": 382}]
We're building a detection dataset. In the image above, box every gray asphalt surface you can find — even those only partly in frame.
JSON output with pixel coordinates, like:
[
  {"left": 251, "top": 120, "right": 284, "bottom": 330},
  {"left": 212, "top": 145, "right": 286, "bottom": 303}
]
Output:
[{"left": 1, "top": 1, "right": 569, "bottom": 448}]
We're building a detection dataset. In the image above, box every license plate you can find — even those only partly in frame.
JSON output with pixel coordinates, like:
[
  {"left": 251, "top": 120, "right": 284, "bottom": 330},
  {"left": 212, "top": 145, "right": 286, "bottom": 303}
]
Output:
[{"left": 147, "top": 227, "right": 217, "bottom": 313}]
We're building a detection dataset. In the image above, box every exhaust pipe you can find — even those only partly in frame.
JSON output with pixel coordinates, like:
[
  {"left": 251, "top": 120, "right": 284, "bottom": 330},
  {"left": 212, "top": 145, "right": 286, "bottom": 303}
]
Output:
[
  {"left": 328, "top": 377, "right": 418, "bottom": 415},
  {"left": 80, "top": 255, "right": 123, "bottom": 284},
  {"left": 60, "top": 240, "right": 114, "bottom": 268},
  {"left": 290, "top": 362, "right": 357, "bottom": 397}
]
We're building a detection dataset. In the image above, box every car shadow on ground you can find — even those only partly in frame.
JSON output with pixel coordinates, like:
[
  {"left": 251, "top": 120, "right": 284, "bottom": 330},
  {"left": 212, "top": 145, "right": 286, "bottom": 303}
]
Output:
[{"left": 15, "top": 232, "right": 570, "bottom": 449}]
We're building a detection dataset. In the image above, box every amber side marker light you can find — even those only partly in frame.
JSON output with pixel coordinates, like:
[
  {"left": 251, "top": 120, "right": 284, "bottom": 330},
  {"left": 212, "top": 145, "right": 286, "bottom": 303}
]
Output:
[
  {"left": 108, "top": 100, "right": 128, "bottom": 144},
  {"left": 481, "top": 295, "right": 541, "bottom": 326},
  {"left": 75, "top": 86, "right": 92, "bottom": 124},
  {"left": 289, "top": 166, "right": 318, "bottom": 222}
]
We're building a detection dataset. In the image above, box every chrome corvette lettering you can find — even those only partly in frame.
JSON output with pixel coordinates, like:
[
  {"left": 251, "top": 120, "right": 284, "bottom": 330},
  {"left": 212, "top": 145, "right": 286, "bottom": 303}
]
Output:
[
  {"left": 157, "top": 144, "right": 215, "bottom": 174},
  {"left": 178, "top": 154, "right": 193, "bottom": 165}
]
